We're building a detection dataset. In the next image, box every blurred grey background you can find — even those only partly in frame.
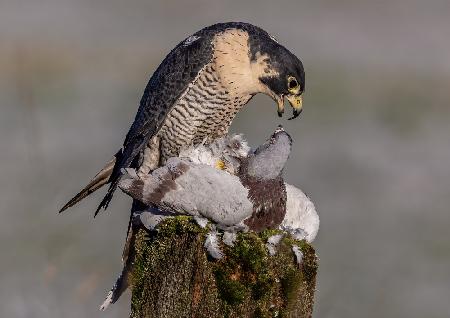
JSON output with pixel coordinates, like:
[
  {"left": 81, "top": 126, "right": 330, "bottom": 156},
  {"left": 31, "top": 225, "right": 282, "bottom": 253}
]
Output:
[{"left": 1, "top": 0, "right": 449, "bottom": 317}]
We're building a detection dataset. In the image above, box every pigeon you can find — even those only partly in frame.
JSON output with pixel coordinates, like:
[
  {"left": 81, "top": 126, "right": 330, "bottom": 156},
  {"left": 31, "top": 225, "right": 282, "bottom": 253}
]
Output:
[{"left": 100, "top": 127, "right": 319, "bottom": 310}]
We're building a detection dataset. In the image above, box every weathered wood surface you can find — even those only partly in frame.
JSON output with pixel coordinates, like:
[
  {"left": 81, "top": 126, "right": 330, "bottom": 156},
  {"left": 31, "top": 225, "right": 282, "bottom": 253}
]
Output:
[{"left": 129, "top": 217, "right": 318, "bottom": 318}]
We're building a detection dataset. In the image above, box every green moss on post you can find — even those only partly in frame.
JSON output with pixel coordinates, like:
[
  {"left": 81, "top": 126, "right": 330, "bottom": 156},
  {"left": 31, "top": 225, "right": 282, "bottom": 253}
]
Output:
[{"left": 130, "top": 217, "right": 318, "bottom": 318}]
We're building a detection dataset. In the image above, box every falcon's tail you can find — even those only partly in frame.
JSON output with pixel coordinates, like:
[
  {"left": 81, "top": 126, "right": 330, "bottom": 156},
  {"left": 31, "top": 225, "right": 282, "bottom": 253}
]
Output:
[{"left": 59, "top": 152, "right": 119, "bottom": 213}]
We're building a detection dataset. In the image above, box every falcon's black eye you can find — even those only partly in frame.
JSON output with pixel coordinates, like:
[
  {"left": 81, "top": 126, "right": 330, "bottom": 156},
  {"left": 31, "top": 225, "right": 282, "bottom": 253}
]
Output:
[
  {"left": 288, "top": 78, "right": 298, "bottom": 89},
  {"left": 287, "top": 76, "right": 300, "bottom": 94}
]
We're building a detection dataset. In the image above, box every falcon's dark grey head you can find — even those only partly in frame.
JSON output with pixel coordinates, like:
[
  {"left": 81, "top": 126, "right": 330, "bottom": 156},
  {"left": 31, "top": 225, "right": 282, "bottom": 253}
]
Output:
[
  {"left": 196, "top": 22, "right": 305, "bottom": 120},
  {"left": 245, "top": 126, "right": 292, "bottom": 180},
  {"left": 247, "top": 29, "right": 305, "bottom": 120}
]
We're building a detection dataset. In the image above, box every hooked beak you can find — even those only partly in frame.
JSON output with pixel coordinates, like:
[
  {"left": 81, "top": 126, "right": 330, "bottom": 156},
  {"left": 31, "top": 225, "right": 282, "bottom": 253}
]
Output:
[
  {"left": 276, "top": 95, "right": 285, "bottom": 117},
  {"left": 286, "top": 94, "right": 303, "bottom": 120},
  {"left": 276, "top": 94, "right": 303, "bottom": 119}
]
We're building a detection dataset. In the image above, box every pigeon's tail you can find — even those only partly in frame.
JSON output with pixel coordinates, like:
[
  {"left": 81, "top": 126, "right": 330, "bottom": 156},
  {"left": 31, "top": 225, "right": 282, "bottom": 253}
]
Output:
[
  {"left": 99, "top": 266, "right": 130, "bottom": 311},
  {"left": 101, "top": 226, "right": 137, "bottom": 311},
  {"left": 59, "top": 151, "right": 120, "bottom": 214}
]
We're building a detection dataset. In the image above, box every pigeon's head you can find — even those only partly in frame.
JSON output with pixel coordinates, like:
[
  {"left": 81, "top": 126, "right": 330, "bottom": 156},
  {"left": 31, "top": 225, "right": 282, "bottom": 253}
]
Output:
[{"left": 245, "top": 126, "right": 292, "bottom": 180}]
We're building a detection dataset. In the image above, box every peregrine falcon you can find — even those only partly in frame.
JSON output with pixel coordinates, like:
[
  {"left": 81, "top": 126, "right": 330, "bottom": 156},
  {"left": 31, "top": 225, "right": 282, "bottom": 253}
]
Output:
[{"left": 59, "top": 22, "right": 305, "bottom": 215}]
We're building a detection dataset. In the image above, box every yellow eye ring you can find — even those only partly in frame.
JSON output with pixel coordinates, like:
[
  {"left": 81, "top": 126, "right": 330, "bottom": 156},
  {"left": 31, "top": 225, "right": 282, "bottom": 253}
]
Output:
[{"left": 287, "top": 76, "right": 300, "bottom": 94}]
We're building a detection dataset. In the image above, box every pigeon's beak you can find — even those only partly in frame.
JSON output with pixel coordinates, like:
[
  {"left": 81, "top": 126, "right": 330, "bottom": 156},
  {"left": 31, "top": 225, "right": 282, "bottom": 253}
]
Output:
[{"left": 286, "top": 94, "right": 303, "bottom": 120}]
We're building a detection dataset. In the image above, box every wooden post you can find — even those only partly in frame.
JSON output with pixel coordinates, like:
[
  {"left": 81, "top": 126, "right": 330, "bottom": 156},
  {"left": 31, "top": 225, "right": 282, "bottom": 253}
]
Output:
[{"left": 129, "top": 217, "right": 318, "bottom": 318}]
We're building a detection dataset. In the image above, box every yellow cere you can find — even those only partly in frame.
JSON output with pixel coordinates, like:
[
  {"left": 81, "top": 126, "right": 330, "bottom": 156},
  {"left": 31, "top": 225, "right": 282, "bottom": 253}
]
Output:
[{"left": 286, "top": 94, "right": 303, "bottom": 110}]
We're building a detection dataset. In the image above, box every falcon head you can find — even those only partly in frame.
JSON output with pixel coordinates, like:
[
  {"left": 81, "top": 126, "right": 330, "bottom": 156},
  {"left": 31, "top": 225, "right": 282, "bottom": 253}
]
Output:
[
  {"left": 207, "top": 22, "right": 305, "bottom": 120},
  {"left": 252, "top": 38, "right": 305, "bottom": 120}
]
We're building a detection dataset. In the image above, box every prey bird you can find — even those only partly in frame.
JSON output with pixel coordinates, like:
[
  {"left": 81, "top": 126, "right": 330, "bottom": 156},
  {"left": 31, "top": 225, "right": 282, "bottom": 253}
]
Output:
[
  {"left": 120, "top": 127, "right": 319, "bottom": 241},
  {"left": 59, "top": 22, "right": 305, "bottom": 215},
  {"left": 100, "top": 128, "right": 319, "bottom": 310}
]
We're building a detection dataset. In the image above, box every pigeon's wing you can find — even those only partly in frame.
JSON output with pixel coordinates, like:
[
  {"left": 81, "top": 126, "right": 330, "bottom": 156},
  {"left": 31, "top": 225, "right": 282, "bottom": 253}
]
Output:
[
  {"left": 119, "top": 158, "right": 254, "bottom": 227},
  {"left": 95, "top": 32, "right": 216, "bottom": 214}
]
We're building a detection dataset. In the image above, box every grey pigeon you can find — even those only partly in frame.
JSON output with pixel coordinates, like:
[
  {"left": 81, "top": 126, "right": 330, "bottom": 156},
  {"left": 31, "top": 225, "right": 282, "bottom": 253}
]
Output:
[
  {"left": 120, "top": 126, "right": 292, "bottom": 233},
  {"left": 100, "top": 128, "right": 319, "bottom": 310}
]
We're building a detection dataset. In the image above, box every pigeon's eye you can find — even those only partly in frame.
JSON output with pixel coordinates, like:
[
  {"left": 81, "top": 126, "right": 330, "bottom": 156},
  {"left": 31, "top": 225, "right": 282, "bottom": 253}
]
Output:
[{"left": 287, "top": 76, "right": 300, "bottom": 94}]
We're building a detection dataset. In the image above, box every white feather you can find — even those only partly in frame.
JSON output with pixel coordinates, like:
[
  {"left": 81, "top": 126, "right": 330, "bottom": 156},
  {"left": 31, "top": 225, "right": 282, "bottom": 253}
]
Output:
[
  {"left": 222, "top": 231, "right": 237, "bottom": 246},
  {"left": 204, "top": 231, "right": 224, "bottom": 259},
  {"left": 292, "top": 245, "right": 303, "bottom": 265},
  {"left": 99, "top": 291, "right": 113, "bottom": 311}
]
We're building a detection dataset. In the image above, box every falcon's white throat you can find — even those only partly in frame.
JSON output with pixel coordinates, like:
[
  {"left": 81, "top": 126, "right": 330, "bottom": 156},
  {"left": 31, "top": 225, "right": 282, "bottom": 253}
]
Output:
[{"left": 213, "top": 29, "right": 279, "bottom": 97}]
